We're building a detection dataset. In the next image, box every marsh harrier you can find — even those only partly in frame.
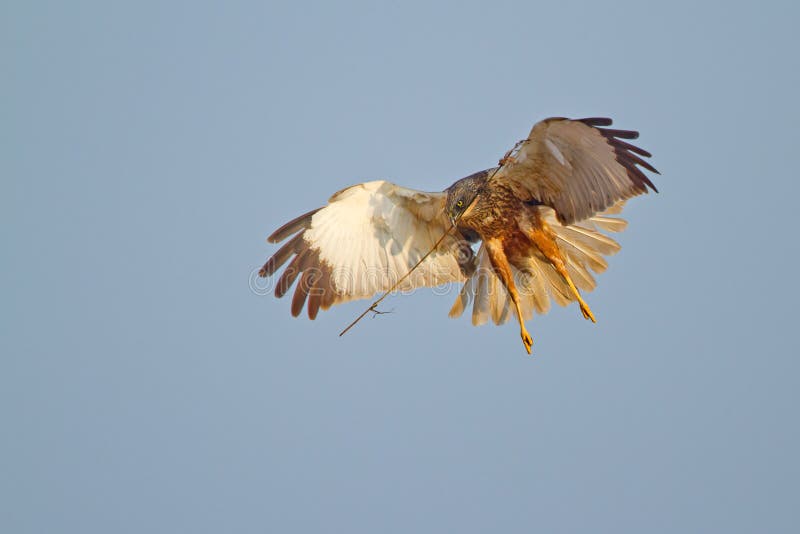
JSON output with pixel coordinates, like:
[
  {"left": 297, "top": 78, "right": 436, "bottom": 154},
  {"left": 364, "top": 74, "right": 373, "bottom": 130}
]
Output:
[{"left": 258, "top": 117, "right": 658, "bottom": 354}]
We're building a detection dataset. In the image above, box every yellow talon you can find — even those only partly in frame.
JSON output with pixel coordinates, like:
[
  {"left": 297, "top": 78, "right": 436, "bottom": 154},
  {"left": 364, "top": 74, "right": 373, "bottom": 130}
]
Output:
[
  {"left": 562, "top": 271, "right": 596, "bottom": 323},
  {"left": 521, "top": 328, "right": 533, "bottom": 355},
  {"left": 579, "top": 299, "right": 596, "bottom": 323}
]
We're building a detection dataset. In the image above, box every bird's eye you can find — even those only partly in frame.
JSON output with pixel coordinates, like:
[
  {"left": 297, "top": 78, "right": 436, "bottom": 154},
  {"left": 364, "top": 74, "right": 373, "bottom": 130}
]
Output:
[{"left": 456, "top": 200, "right": 464, "bottom": 208}]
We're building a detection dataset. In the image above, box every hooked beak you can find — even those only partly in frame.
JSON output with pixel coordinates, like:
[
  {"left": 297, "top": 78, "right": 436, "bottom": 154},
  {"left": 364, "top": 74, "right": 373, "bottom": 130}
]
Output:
[{"left": 449, "top": 212, "right": 457, "bottom": 227}]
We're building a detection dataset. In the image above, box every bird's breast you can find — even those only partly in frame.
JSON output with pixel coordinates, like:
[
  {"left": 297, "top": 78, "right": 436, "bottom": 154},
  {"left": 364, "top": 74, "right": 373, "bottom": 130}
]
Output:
[{"left": 460, "top": 187, "right": 530, "bottom": 239}]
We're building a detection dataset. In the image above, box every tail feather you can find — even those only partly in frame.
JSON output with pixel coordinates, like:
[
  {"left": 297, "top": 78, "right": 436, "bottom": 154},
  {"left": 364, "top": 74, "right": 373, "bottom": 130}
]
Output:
[
  {"left": 471, "top": 265, "right": 491, "bottom": 326},
  {"left": 591, "top": 215, "right": 628, "bottom": 233},
  {"left": 566, "top": 260, "right": 596, "bottom": 292},
  {"left": 537, "top": 260, "right": 573, "bottom": 307},
  {"left": 556, "top": 231, "right": 610, "bottom": 274},
  {"left": 559, "top": 225, "right": 620, "bottom": 256}
]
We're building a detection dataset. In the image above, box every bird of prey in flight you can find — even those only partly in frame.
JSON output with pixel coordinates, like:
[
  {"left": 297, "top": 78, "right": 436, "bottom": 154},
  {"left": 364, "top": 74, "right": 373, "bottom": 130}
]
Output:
[{"left": 258, "top": 117, "right": 658, "bottom": 354}]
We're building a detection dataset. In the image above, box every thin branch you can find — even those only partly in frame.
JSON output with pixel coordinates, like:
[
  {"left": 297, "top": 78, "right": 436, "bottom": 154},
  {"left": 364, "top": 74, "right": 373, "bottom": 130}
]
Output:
[{"left": 339, "top": 225, "right": 455, "bottom": 337}]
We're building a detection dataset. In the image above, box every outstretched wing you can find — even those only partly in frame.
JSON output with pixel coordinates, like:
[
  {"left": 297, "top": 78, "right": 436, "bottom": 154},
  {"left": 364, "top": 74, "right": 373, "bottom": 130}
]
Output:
[
  {"left": 259, "top": 180, "right": 473, "bottom": 319},
  {"left": 492, "top": 117, "right": 659, "bottom": 224}
]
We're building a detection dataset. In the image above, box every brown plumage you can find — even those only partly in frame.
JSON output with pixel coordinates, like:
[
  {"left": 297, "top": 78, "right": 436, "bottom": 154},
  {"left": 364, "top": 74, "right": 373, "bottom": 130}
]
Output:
[{"left": 258, "top": 117, "right": 659, "bottom": 354}]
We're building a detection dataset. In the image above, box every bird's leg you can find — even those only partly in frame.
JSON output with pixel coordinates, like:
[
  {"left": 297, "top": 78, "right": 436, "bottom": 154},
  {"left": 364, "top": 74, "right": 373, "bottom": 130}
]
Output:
[
  {"left": 527, "top": 225, "right": 596, "bottom": 323},
  {"left": 484, "top": 239, "right": 533, "bottom": 355}
]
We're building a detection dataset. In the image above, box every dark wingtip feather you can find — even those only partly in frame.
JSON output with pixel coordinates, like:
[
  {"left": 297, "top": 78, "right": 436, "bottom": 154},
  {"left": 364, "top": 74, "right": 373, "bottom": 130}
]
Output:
[
  {"left": 260, "top": 233, "right": 305, "bottom": 278},
  {"left": 306, "top": 265, "right": 326, "bottom": 320},
  {"left": 596, "top": 124, "right": 660, "bottom": 194},
  {"left": 307, "top": 292, "right": 321, "bottom": 320},
  {"left": 602, "top": 128, "right": 639, "bottom": 140},
  {"left": 612, "top": 138, "right": 652, "bottom": 158},
  {"left": 578, "top": 117, "right": 613, "bottom": 127},
  {"left": 265, "top": 240, "right": 333, "bottom": 318},
  {"left": 622, "top": 151, "right": 659, "bottom": 174},
  {"left": 291, "top": 271, "right": 312, "bottom": 317},
  {"left": 275, "top": 252, "right": 305, "bottom": 298},
  {"left": 267, "top": 208, "right": 321, "bottom": 243}
]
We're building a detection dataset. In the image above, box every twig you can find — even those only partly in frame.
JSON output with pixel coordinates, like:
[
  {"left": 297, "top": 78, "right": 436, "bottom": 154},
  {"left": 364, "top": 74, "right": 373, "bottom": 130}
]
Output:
[{"left": 339, "top": 225, "right": 455, "bottom": 336}]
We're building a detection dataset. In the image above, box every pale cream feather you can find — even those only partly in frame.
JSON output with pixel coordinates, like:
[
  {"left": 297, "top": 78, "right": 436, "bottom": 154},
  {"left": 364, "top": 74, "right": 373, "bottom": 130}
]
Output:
[{"left": 303, "top": 180, "right": 465, "bottom": 305}]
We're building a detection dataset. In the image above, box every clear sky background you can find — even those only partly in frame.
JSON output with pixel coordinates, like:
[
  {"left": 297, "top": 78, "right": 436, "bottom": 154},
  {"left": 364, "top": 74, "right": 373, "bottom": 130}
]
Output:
[{"left": 4, "top": 1, "right": 799, "bottom": 532}]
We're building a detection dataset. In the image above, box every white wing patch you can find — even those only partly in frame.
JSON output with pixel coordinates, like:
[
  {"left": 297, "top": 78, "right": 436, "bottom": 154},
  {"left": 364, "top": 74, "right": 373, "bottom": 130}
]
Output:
[{"left": 302, "top": 181, "right": 465, "bottom": 303}]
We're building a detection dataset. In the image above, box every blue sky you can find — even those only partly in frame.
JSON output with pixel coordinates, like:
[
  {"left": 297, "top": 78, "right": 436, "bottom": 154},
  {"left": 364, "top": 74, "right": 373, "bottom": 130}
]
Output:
[{"left": 4, "top": 1, "right": 799, "bottom": 532}]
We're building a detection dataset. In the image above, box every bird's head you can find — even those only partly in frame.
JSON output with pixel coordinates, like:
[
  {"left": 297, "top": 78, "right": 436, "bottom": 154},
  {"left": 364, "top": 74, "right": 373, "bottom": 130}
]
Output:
[{"left": 445, "top": 168, "right": 492, "bottom": 226}]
